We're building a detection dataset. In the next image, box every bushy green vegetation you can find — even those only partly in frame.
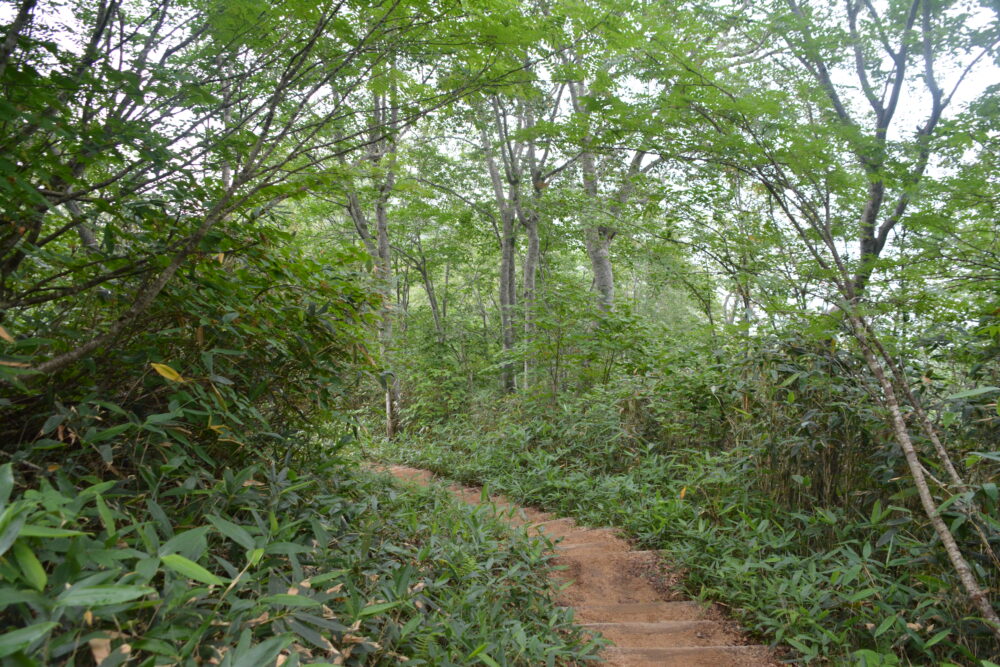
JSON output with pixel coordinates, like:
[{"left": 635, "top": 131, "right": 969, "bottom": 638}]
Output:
[
  {"left": 0, "top": 200, "right": 599, "bottom": 665},
  {"left": 0, "top": 1, "right": 608, "bottom": 663},
  {"left": 4, "top": 0, "right": 1000, "bottom": 664},
  {"left": 0, "top": 454, "right": 600, "bottom": 665},
  {"left": 371, "top": 319, "right": 1000, "bottom": 666}
]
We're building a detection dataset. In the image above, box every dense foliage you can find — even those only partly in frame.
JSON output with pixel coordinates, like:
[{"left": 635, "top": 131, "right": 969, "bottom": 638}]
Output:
[
  {"left": 370, "top": 333, "right": 1000, "bottom": 663},
  {"left": 0, "top": 0, "right": 600, "bottom": 664},
  {"left": 0, "top": 455, "right": 600, "bottom": 665},
  {"left": 2, "top": 0, "right": 999, "bottom": 664}
]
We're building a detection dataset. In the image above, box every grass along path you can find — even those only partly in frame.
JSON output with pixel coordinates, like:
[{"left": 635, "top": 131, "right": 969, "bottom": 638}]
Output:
[{"left": 384, "top": 464, "right": 779, "bottom": 667}]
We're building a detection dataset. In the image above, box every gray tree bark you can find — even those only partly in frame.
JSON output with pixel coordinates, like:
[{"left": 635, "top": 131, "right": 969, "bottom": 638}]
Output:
[
  {"left": 847, "top": 313, "right": 1000, "bottom": 642},
  {"left": 480, "top": 121, "right": 518, "bottom": 393},
  {"left": 568, "top": 80, "right": 615, "bottom": 311},
  {"left": 344, "top": 92, "right": 401, "bottom": 437}
]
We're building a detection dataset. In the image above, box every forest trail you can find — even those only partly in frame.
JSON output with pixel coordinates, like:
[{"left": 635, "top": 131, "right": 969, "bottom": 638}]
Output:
[{"left": 385, "top": 465, "right": 776, "bottom": 667}]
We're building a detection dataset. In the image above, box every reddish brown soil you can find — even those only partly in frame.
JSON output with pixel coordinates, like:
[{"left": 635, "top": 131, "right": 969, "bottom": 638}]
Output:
[{"left": 385, "top": 465, "right": 779, "bottom": 666}]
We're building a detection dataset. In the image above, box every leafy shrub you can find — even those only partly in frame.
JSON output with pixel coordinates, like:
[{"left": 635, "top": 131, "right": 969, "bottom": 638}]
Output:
[
  {"left": 0, "top": 457, "right": 600, "bottom": 666},
  {"left": 368, "top": 392, "right": 1000, "bottom": 665},
  {"left": 0, "top": 201, "right": 604, "bottom": 665},
  {"left": 1, "top": 221, "right": 377, "bottom": 467}
]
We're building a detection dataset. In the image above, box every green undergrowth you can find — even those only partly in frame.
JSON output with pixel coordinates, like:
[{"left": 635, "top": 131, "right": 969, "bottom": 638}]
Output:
[
  {"left": 0, "top": 457, "right": 601, "bottom": 666},
  {"left": 366, "top": 416, "right": 1000, "bottom": 667}
]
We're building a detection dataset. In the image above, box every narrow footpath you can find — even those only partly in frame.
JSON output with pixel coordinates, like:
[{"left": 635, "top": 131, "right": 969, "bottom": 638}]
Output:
[{"left": 385, "top": 465, "right": 777, "bottom": 667}]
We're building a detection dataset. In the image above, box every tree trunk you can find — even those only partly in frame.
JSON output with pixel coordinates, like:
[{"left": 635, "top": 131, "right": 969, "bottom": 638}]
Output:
[
  {"left": 343, "top": 90, "right": 400, "bottom": 437},
  {"left": 375, "top": 187, "right": 399, "bottom": 438},
  {"left": 481, "top": 120, "right": 518, "bottom": 393},
  {"left": 568, "top": 80, "right": 616, "bottom": 311},
  {"left": 500, "top": 208, "right": 517, "bottom": 393},
  {"left": 848, "top": 313, "right": 1000, "bottom": 641},
  {"left": 521, "top": 212, "right": 539, "bottom": 387},
  {"left": 419, "top": 263, "right": 445, "bottom": 344},
  {"left": 584, "top": 225, "right": 614, "bottom": 310}
]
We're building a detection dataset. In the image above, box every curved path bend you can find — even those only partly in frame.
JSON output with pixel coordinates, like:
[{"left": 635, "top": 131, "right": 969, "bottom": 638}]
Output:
[{"left": 385, "top": 465, "right": 778, "bottom": 667}]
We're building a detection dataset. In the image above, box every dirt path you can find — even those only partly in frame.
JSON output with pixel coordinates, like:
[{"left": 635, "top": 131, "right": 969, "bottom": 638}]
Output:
[{"left": 385, "top": 465, "right": 777, "bottom": 667}]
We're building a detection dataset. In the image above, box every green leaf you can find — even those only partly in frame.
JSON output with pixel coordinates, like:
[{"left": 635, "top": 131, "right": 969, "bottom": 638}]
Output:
[
  {"left": 88, "top": 423, "right": 132, "bottom": 443},
  {"left": 260, "top": 593, "right": 321, "bottom": 607},
  {"left": 357, "top": 600, "right": 402, "bottom": 617},
  {"left": 0, "top": 505, "right": 27, "bottom": 558},
  {"left": 0, "top": 622, "right": 58, "bottom": 658},
  {"left": 872, "top": 614, "right": 896, "bottom": 637},
  {"left": 132, "top": 638, "right": 178, "bottom": 657},
  {"left": 57, "top": 585, "right": 155, "bottom": 607},
  {"left": 95, "top": 495, "right": 116, "bottom": 537},
  {"left": 0, "top": 464, "right": 13, "bottom": 510},
  {"left": 160, "top": 526, "right": 210, "bottom": 559},
  {"left": 13, "top": 542, "right": 46, "bottom": 591},
  {"left": 478, "top": 653, "right": 501, "bottom": 667},
  {"left": 400, "top": 614, "right": 422, "bottom": 638},
  {"left": 161, "top": 553, "right": 226, "bottom": 586},
  {"left": 778, "top": 372, "right": 800, "bottom": 387},
  {"left": 40, "top": 414, "right": 64, "bottom": 436},
  {"left": 79, "top": 481, "right": 116, "bottom": 499},
  {"left": 924, "top": 628, "right": 950, "bottom": 648},
  {"left": 846, "top": 588, "right": 878, "bottom": 603},
  {"left": 143, "top": 412, "right": 178, "bottom": 425},
  {"left": 230, "top": 634, "right": 292, "bottom": 667},
  {"left": 944, "top": 386, "right": 999, "bottom": 400},
  {"left": 785, "top": 636, "right": 813, "bottom": 655},
  {"left": 306, "top": 570, "right": 346, "bottom": 586},
  {"left": 207, "top": 515, "right": 255, "bottom": 550},
  {"left": 19, "top": 525, "right": 87, "bottom": 538},
  {"left": 0, "top": 587, "right": 44, "bottom": 611}
]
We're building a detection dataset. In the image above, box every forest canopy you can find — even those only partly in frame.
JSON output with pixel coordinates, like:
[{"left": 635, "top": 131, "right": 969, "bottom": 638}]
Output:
[{"left": 1, "top": 0, "right": 999, "bottom": 664}]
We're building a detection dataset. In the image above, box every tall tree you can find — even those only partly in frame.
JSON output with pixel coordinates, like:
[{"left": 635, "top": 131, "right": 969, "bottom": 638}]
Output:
[
  {"left": 640, "top": 0, "right": 1000, "bottom": 635},
  {"left": 0, "top": 0, "right": 495, "bottom": 384},
  {"left": 343, "top": 89, "right": 403, "bottom": 437}
]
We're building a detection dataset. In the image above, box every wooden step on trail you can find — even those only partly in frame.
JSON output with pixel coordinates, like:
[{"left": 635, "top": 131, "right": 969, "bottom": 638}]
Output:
[{"left": 383, "top": 465, "right": 777, "bottom": 666}]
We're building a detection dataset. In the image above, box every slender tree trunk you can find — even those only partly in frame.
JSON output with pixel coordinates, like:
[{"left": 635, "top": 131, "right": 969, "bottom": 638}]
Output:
[
  {"left": 419, "top": 264, "right": 445, "bottom": 344},
  {"left": 442, "top": 260, "right": 449, "bottom": 321},
  {"left": 578, "top": 131, "right": 615, "bottom": 310},
  {"left": 521, "top": 212, "right": 539, "bottom": 388},
  {"left": 847, "top": 313, "right": 1000, "bottom": 641},
  {"left": 375, "top": 187, "right": 399, "bottom": 438},
  {"left": 584, "top": 225, "right": 614, "bottom": 310},
  {"left": 568, "top": 80, "right": 617, "bottom": 311},
  {"left": 481, "top": 121, "right": 518, "bottom": 393},
  {"left": 0, "top": 0, "right": 37, "bottom": 80},
  {"left": 500, "top": 208, "right": 517, "bottom": 392},
  {"left": 517, "top": 100, "right": 544, "bottom": 389},
  {"left": 344, "top": 90, "right": 401, "bottom": 437},
  {"left": 398, "top": 263, "right": 411, "bottom": 334}
]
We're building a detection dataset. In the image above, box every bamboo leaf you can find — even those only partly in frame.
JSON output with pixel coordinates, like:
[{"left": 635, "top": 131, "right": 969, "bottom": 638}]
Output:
[
  {"left": 19, "top": 525, "right": 87, "bottom": 538},
  {"left": 161, "top": 553, "right": 226, "bottom": 586},
  {"left": 0, "top": 622, "right": 58, "bottom": 658},
  {"left": 260, "top": 593, "right": 321, "bottom": 607},
  {"left": 207, "top": 514, "right": 255, "bottom": 550},
  {"left": 150, "top": 363, "right": 184, "bottom": 382},
  {"left": 57, "top": 585, "right": 155, "bottom": 607},
  {"left": 13, "top": 542, "right": 46, "bottom": 591}
]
